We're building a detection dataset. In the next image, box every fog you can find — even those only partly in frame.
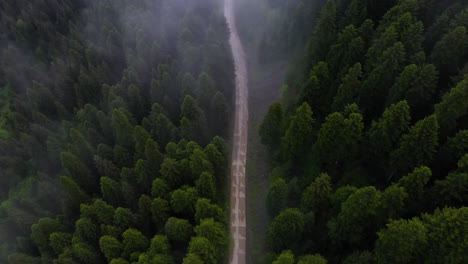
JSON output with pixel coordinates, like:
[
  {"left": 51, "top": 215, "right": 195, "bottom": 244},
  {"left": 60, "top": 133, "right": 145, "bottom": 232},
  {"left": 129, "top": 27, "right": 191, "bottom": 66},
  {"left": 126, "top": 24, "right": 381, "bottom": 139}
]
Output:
[
  {"left": 0, "top": 0, "right": 231, "bottom": 261},
  {"left": 0, "top": 0, "right": 327, "bottom": 262}
]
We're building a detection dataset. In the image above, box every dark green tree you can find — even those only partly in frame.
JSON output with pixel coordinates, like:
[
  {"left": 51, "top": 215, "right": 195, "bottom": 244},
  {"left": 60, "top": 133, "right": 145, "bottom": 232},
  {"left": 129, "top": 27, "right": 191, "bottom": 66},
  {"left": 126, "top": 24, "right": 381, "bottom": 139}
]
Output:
[
  {"left": 121, "top": 228, "right": 149, "bottom": 259},
  {"left": 315, "top": 110, "right": 363, "bottom": 165},
  {"left": 435, "top": 76, "right": 468, "bottom": 138},
  {"left": 170, "top": 186, "right": 198, "bottom": 217},
  {"left": 273, "top": 251, "right": 295, "bottom": 264},
  {"left": 194, "top": 199, "right": 224, "bottom": 224},
  {"left": 376, "top": 218, "right": 427, "bottom": 264},
  {"left": 151, "top": 198, "right": 170, "bottom": 231},
  {"left": 328, "top": 187, "right": 381, "bottom": 246},
  {"left": 111, "top": 109, "right": 134, "bottom": 149},
  {"left": 164, "top": 217, "right": 193, "bottom": 246},
  {"left": 187, "top": 237, "right": 216, "bottom": 264},
  {"left": 268, "top": 208, "right": 305, "bottom": 252},
  {"left": 390, "top": 115, "right": 439, "bottom": 174},
  {"left": 196, "top": 172, "right": 216, "bottom": 201},
  {"left": 267, "top": 178, "right": 288, "bottom": 217},
  {"left": 260, "top": 102, "right": 284, "bottom": 148},
  {"left": 331, "top": 63, "right": 362, "bottom": 112},
  {"left": 282, "top": 102, "right": 314, "bottom": 161},
  {"left": 194, "top": 218, "right": 228, "bottom": 261},
  {"left": 99, "top": 236, "right": 122, "bottom": 262},
  {"left": 301, "top": 173, "right": 332, "bottom": 212},
  {"left": 309, "top": 0, "right": 337, "bottom": 62}
]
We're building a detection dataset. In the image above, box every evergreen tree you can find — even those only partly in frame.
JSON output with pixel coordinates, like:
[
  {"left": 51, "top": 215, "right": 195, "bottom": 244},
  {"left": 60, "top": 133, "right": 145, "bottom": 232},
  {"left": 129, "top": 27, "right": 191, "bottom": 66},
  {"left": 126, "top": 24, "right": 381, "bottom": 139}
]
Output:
[
  {"left": 435, "top": 76, "right": 468, "bottom": 138},
  {"left": 390, "top": 115, "right": 439, "bottom": 175},
  {"left": 268, "top": 208, "right": 305, "bottom": 252},
  {"left": 309, "top": 0, "right": 337, "bottom": 63},
  {"left": 376, "top": 218, "right": 427, "bottom": 264},
  {"left": 331, "top": 63, "right": 362, "bottom": 113},
  {"left": 267, "top": 178, "right": 288, "bottom": 217},
  {"left": 282, "top": 102, "right": 314, "bottom": 161},
  {"left": 260, "top": 102, "right": 284, "bottom": 148}
]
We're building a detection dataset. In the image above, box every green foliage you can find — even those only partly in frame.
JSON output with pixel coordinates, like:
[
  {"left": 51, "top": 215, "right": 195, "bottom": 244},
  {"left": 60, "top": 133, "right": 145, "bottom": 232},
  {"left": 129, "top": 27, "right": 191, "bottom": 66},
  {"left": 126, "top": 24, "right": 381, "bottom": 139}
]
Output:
[
  {"left": 397, "top": 166, "right": 432, "bottom": 199},
  {"left": 376, "top": 218, "right": 427, "bottom": 264},
  {"left": 435, "top": 76, "right": 468, "bottom": 137},
  {"left": 0, "top": 1, "right": 232, "bottom": 263},
  {"left": 329, "top": 187, "right": 381, "bottom": 246},
  {"left": 388, "top": 63, "right": 438, "bottom": 116},
  {"left": 390, "top": 115, "right": 439, "bottom": 173},
  {"left": 273, "top": 250, "right": 295, "bottom": 264},
  {"left": 194, "top": 218, "right": 228, "bottom": 260},
  {"left": 381, "top": 185, "right": 408, "bottom": 219},
  {"left": 187, "top": 237, "right": 216, "bottom": 264},
  {"left": 151, "top": 178, "right": 170, "bottom": 198},
  {"left": 260, "top": 102, "right": 284, "bottom": 147},
  {"left": 315, "top": 110, "right": 364, "bottom": 165},
  {"left": 160, "top": 158, "right": 182, "bottom": 188},
  {"left": 122, "top": 229, "right": 149, "bottom": 259},
  {"left": 99, "top": 236, "right": 122, "bottom": 262},
  {"left": 148, "top": 235, "right": 171, "bottom": 255},
  {"left": 204, "top": 143, "right": 226, "bottom": 180},
  {"left": 101, "top": 177, "right": 121, "bottom": 206},
  {"left": 31, "top": 218, "right": 60, "bottom": 255},
  {"left": 111, "top": 109, "right": 134, "bottom": 149},
  {"left": 368, "top": 101, "right": 411, "bottom": 162},
  {"left": 114, "top": 207, "right": 134, "bottom": 229},
  {"left": 61, "top": 152, "right": 95, "bottom": 193},
  {"left": 182, "top": 253, "right": 204, "bottom": 264},
  {"left": 268, "top": 208, "right": 305, "bottom": 252},
  {"left": 283, "top": 102, "right": 314, "bottom": 161},
  {"left": 431, "top": 26, "right": 468, "bottom": 75},
  {"left": 434, "top": 172, "right": 468, "bottom": 206},
  {"left": 74, "top": 218, "right": 98, "bottom": 243},
  {"left": 342, "top": 251, "right": 373, "bottom": 264},
  {"left": 164, "top": 217, "right": 193, "bottom": 246},
  {"left": 49, "top": 232, "right": 72, "bottom": 255},
  {"left": 297, "top": 254, "right": 328, "bottom": 264},
  {"left": 151, "top": 198, "right": 170, "bottom": 230},
  {"left": 267, "top": 178, "right": 288, "bottom": 217},
  {"left": 72, "top": 242, "right": 100, "bottom": 264},
  {"left": 331, "top": 63, "right": 362, "bottom": 112},
  {"left": 170, "top": 186, "right": 198, "bottom": 217},
  {"left": 190, "top": 149, "right": 214, "bottom": 178},
  {"left": 421, "top": 207, "right": 468, "bottom": 263},
  {"left": 310, "top": 0, "right": 337, "bottom": 62},
  {"left": 194, "top": 199, "right": 224, "bottom": 224},
  {"left": 301, "top": 173, "right": 332, "bottom": 212}
]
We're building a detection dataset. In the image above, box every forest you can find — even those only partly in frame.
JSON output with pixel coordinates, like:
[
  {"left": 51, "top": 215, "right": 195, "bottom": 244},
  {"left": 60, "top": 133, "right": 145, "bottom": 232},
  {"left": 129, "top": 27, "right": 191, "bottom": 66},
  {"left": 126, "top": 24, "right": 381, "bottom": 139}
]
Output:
[
  {"left": 0, "top": 0, "right": 233, "bottom": 263},
  {"left": 258, "top": 0, "right": 468, "bottom": 263},
  {"left": 0, "top": 0, "right": 467, "bottom": 263}
]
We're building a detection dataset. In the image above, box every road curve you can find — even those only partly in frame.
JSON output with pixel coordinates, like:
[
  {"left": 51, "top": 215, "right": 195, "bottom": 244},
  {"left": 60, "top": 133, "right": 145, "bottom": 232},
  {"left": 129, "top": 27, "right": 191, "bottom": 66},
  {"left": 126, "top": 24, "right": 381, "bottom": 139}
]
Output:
[{"left": 225, "top": 0, "right": 248, "bottom": 263}]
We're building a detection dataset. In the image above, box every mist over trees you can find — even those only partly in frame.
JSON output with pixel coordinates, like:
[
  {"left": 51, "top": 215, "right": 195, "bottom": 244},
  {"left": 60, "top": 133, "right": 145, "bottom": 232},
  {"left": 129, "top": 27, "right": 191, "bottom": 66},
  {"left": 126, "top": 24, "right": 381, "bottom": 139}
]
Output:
[
  {"left": 259, "top": 0, "right": 468, "bottom": 262},
  {"left": 1, "top": 0, "right": 468, "bottom": 263},
  {"left": 0, "top": 0, "right": 233, "bottom": 263}
]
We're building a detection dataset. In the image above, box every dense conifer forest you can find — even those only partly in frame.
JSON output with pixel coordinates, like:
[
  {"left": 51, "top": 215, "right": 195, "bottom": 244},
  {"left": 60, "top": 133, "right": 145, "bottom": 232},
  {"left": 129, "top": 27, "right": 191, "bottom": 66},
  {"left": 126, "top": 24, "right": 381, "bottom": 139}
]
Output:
[
  {"left": 259, "top": 0, "right": 468, "bottom": 263},
  {"left": 0, "top": 0, "right": 233, "bottom": 263},
  {"left": 1, "top": 0, "right": 468, "bottom": 263}
]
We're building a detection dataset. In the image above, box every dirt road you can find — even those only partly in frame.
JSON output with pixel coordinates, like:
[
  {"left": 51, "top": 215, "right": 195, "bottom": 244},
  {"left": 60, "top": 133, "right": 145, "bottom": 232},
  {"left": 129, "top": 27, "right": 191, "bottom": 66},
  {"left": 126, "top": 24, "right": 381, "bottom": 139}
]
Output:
[{"left": 225, "top": 0, "right": 248, "bottom": 263}]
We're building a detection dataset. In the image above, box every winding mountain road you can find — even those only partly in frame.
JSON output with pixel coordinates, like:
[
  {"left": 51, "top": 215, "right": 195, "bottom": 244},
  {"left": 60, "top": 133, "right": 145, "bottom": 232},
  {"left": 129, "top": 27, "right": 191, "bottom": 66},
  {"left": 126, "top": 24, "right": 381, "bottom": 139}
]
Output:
[{"left": 225, "top": 0, "right": 248, "bottom": 263}]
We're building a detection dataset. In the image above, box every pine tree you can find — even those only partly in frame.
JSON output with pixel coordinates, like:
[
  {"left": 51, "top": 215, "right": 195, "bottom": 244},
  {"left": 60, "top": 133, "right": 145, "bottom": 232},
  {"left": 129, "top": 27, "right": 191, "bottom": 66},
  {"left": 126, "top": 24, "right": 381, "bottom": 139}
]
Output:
[
  {"left": 283, "top": 102, "right": 314, "bottom": 161},
  {"left": 260, "top": 102, "right": 284, "bottom": 148},
  {"left": 390, "top": 115, "right": 439, "bottom": 174}
]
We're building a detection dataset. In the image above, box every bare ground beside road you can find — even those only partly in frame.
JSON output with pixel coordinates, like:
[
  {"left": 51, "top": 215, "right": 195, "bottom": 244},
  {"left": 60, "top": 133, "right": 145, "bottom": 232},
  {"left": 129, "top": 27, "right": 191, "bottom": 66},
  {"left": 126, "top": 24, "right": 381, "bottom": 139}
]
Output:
[{"left": 245, "top": 60, "right": 286, "bottom": 264}]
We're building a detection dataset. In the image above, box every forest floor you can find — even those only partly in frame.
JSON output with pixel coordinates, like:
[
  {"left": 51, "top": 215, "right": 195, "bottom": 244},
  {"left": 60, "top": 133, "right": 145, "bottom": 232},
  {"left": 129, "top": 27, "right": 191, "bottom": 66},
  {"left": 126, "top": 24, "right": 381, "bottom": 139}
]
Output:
[{"left": 244, "top": 56, "right": 287, "bottom": 263}]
